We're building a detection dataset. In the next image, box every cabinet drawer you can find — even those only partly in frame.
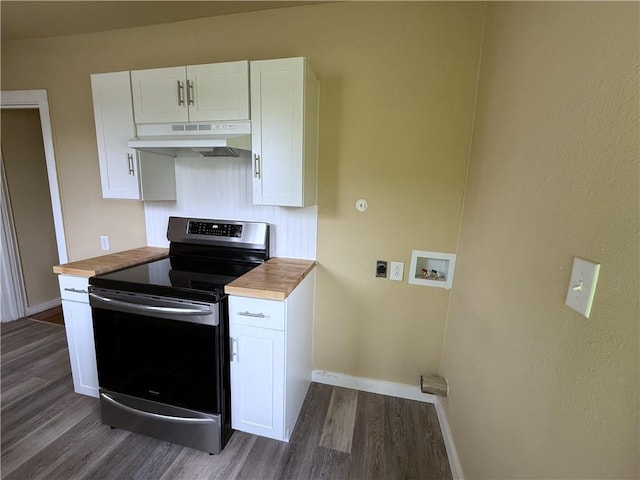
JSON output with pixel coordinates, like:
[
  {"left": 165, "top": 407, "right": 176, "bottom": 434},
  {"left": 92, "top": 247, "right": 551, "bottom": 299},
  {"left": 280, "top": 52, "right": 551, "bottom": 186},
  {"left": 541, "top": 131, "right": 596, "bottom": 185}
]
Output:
[
  {"left": 58, "top": 275, "right": 89, "bottom": 303},
  {"left": 229, "top": 296, "right": 285, "bottom": 331}
]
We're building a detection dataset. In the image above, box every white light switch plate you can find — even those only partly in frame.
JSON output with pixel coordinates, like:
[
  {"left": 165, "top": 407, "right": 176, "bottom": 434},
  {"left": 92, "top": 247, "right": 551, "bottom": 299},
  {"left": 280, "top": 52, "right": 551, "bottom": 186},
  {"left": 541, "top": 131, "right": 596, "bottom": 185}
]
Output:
[
  {"left": 100, "top": 235, "right": 110, "bottom": 251},
  {"left": 565, "top": 257, "right": 600, "bottom": 317}
]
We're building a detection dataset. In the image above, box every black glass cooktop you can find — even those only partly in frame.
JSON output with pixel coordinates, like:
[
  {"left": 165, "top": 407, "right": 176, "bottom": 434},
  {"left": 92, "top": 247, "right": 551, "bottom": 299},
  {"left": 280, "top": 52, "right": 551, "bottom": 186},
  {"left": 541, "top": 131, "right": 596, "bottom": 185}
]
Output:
[{"left": 89, "top": 257, "right": 258, "bottom": 303}]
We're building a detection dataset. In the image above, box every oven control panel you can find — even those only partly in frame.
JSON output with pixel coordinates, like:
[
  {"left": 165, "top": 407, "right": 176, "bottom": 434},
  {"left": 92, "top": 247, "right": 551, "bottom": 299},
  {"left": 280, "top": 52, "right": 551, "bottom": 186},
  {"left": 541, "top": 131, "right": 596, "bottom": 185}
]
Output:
[
  {"left": 168, "top": 216, "right": 269, "bottom": 253},
  {"left": 187, "top": 221, "right": 242, "bottom": 238}
]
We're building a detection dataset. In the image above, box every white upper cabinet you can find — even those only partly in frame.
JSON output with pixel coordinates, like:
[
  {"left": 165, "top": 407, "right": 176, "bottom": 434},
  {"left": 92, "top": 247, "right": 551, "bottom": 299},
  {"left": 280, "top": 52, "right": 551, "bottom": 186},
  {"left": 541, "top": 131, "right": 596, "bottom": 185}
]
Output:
[
  {"left": 131, "top": 61, "right": 250, "bottom": 124},
  {"left": 186, "top": 63, "right": 250, "bottom": 122},
  {"left": 90, "top": 71, "right": 176, "bottom": 200},
  {"left": 250, "top": 57, "right": 319, "bottom": 207},
  {"left": 91, "top": 71, "right": 140, "bottom": 199}
]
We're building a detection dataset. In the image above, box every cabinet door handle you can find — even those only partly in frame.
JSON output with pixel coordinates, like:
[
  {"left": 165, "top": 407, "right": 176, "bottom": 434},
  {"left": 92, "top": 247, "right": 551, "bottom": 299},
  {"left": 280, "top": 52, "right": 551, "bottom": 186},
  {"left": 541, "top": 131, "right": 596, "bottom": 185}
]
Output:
[
  {"left": 127, "top": 153, "right": 135, "bottom": 175},
  {"left": 238, "top": 311, "right": 266, "bottom": 318},
  {"left": 254, "top": 154, "right": 261, "bottom": 179},
  {"left": 177, "top": 80, "right": 185, "bottom": 106},
  {"left": 64, "top": 287, "right": 88, "bottom": 294},
  {"left": 187, "top": 80, "right": 195, "bottom": 106},
  {"left": 230, "top": 337, "right": 238, "bottom": 362}
]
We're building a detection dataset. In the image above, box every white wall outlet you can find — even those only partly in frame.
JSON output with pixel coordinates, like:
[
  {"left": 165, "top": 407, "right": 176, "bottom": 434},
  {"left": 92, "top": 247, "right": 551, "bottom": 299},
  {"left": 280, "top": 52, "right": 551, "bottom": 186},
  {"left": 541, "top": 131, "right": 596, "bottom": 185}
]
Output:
[
  {"left": 565, "top": 257, "right": 600, "bottom": 317},
  {"left": 100, "top": 235, "right": 110, "bottom": 251},
  {"left": 355, "top": 198, "right": 368, "bottom": 212},
  {"left": 390, "top": 261, "right": 404, "bottom": 281}
]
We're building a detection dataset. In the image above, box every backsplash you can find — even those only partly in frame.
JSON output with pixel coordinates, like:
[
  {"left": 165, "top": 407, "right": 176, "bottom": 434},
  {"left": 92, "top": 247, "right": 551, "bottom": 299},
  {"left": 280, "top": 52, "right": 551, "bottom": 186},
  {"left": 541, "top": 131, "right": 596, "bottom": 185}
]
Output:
[{"left": 144, "top": 152, "right": 318, "bottom": 259}]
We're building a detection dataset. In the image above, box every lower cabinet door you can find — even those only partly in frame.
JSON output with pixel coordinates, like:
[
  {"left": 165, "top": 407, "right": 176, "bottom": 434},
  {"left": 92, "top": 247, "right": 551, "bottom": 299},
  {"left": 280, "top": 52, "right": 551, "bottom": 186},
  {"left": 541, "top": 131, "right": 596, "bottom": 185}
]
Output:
[
  {"left": 62, "top": 300, "right": 99, "bottom": 398},
  {"left": 230, "top": 323, "right": 285, "bottom": 440}
]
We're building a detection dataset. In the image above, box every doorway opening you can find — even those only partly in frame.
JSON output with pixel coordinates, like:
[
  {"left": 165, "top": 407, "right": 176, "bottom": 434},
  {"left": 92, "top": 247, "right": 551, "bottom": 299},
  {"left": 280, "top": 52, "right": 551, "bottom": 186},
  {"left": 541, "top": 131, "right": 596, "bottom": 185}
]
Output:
[{"left": 1, "top": 90, "right": 67, "bottom": 322}]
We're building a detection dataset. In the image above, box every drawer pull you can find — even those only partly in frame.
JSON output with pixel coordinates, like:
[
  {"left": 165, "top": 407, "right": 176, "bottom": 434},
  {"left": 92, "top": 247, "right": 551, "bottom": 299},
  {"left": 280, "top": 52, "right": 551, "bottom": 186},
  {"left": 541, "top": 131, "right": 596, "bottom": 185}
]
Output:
[
  {"left": 238, "top": 311, "right": 265, "bottom": 318},
  {"left": 64, "top": 287, "right": 88, "bottom": 294}
]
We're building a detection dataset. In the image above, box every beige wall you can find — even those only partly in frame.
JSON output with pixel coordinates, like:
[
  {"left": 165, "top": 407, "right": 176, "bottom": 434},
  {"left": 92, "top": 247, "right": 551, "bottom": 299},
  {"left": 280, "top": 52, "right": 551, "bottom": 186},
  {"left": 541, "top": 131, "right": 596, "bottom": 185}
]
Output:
[
  {"left": 1, "top": 2, "right": 485, "bottom": 382},
  {"left": 1, "top": 109, "right": 60, "bottom": 308},
  {"left": 441, "top": 2, "right": 639, "bottom": 478}
]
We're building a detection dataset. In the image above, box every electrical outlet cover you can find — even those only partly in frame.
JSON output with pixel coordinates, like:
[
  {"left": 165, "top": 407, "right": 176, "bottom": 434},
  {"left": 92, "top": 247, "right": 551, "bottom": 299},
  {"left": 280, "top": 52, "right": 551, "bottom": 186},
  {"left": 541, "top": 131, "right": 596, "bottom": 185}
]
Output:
[
  {"left": 565, "top": 257, "right": 600, "bottom": 317},
  {"left": 390, "top": 261, "right": 404, "bottom": 281},
  {"left": 100, "top": 235, "right": 110, "bottom": 251}
]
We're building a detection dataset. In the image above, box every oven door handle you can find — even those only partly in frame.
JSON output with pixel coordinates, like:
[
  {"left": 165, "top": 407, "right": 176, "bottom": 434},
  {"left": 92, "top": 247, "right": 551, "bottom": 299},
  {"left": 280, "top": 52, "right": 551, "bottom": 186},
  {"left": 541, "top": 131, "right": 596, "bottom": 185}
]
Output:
[
  {"left": 89, "top": 292, "right": 213, "bottom": 316},
  {"left": 101, "top": 392, "right": 215, "bottom": 425}
]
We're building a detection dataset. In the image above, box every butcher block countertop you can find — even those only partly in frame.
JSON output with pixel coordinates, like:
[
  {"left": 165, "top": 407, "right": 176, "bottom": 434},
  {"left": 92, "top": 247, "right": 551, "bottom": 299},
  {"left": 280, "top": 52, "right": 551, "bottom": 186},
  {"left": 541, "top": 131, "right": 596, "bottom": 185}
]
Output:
[
  {"left": 225, "top": 258, "right": 316, "bottom": 301},
  {"left": 53, "top": 247, "right": 169, "bottom": 277}
]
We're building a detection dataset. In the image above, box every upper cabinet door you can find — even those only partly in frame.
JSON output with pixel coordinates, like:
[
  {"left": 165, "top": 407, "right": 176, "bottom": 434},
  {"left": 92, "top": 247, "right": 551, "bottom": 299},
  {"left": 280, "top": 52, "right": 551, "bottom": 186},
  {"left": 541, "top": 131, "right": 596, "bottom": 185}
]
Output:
[
  {"left": 131, "top": 62, "right": 249, "bottom": 124},
  {"left": 187, "top": 61, "right": 249, "bottom": 122},
  {"left": 250, "top": 57, "right": 319, "bottom": 207},
  {"left": 91, "top": 71, "right": 177, "bottom": 201},
  {"left": 131, "top": 66, "right": 189, "bottom": 124},
  {"left": 90, "top": 71, "right": 141, "bottom": 199}
]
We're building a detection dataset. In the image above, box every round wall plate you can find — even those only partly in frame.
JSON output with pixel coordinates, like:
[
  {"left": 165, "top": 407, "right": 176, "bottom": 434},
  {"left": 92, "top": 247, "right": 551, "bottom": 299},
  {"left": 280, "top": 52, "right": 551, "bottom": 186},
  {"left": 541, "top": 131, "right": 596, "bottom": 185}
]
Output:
[{"left": 355, "top": 198, "right": 368, "bottom": 212}]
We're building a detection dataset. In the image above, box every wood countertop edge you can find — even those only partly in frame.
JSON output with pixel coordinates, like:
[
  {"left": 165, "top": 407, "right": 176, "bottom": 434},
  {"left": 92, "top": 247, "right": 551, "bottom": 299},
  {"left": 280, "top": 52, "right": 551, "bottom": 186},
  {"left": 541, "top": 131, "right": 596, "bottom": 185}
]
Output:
[
  {"left": 53, "top": 246, "right": 169, "bottom": 277},
  {"left": 54, "top": 249, "right": 315, "bottom": 298},
  {"left": 224, "top": 259, "right": 316, "bottom": 300}
]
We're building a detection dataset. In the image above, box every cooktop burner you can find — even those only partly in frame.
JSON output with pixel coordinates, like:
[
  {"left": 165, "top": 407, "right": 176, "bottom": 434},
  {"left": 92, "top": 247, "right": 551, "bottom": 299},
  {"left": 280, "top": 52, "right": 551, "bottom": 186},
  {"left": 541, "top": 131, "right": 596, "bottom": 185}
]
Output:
[{"left": 90, "top": 258, "right": 257, "bottom": 302}]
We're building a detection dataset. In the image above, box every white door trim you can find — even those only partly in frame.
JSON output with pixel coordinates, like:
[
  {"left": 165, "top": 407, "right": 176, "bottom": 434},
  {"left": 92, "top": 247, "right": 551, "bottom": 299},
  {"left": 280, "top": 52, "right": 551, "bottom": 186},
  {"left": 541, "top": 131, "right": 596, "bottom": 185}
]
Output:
[{"left": 1, "top": 89, "right": 68, "bottom": 264}]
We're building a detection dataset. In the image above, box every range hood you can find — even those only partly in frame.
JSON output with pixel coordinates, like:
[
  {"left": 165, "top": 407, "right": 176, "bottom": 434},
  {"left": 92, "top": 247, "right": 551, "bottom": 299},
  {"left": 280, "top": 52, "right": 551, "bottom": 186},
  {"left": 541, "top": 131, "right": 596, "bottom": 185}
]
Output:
[{"left": 127, "top": 120, "right": 251, "bottom": 157}]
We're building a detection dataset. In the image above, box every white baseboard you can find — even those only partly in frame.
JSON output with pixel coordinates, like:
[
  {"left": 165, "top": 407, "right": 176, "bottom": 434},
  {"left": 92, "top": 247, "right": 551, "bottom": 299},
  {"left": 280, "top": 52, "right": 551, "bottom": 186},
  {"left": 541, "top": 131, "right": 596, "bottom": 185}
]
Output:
[
  {"left": 312, "top": 369, "right": 439, "bottom": 404},
  {"left": 312, "top": 369, "right": 462, "bottom": 479},
  {"left": 26, "top": 298, "right": 61, "bottom": 317},
  {"left": 435, "top": 401, "right": 464, "bottom": 480}
]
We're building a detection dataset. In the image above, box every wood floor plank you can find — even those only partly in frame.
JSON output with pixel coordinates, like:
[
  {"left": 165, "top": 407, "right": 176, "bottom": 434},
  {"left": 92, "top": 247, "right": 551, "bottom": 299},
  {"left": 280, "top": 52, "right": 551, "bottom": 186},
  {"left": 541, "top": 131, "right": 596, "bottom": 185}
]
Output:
[
  {"left": 234, "top": 435, "right": 289, "bottom": 479},
  {"left": 1, "top": 346, "right": 71, "bottom": 392},
  {"left": 319, "top": 386, "right": 358, "bottom": 453},
  {"left": 384, "top": 394, "right": 423, "bottom": 479},
  {"left": 1, "top": 321, "right": 61, "bottom": 356},
  {"left": 45, "top": 418, "right": 131, "bottom": 480},
  {"left": 1, "top": 328, "right": 66, "bottom": 366},
  {"left": 4, "top": 404, "right": 107, "bottom": 480},
  {"left": 79, "top": 428, "right": 182, "bottom": 480},
  {"left": 411, "top": 399, "right": 453, "bottom": 479},
  {"left": 30, "top": 305, "right": 65, "bottom": 325},
  {"left": 275, "top": 382, "right": 333, "bottom": 479},
  {"left": 127, "top": 437, "right": 185, "bottom": 479},
  {"left": 159, "top": 430, "right": 257, "bottom": 480},
  {"left": 1, "top": 376, "right": 82, "bottom": 450},
  {"left": 309, "top": 445, "right": 352, "bottom": 479},
  {"left": 1, "top": 393, "right": 98, "bottom": 476},
  {"left": 0, "top": 318, "right": 33, "bottom": 335},
  {"left": 382, "top": 395, "right": 453, "bottom": 480},
  {"left": 0, "top": 375, "right": 50, "bottom": 407},
  {"left": 349, "top": 390, "right": 387, "bottom": 480}
]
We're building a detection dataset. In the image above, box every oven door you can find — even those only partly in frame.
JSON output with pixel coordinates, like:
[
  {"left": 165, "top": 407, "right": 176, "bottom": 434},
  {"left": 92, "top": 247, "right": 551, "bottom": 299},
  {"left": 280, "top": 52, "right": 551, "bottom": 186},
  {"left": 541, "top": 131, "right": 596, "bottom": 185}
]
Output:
[{"left": 89, "top": 287, "right": 223, "bottom": 415}]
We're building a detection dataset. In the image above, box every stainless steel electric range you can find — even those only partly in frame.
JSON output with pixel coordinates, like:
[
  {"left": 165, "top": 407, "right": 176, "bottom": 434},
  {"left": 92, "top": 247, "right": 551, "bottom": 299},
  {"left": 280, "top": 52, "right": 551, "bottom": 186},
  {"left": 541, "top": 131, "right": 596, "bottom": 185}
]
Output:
[{"left": 88, "top": 216, "right": 269, "bottom": 454}]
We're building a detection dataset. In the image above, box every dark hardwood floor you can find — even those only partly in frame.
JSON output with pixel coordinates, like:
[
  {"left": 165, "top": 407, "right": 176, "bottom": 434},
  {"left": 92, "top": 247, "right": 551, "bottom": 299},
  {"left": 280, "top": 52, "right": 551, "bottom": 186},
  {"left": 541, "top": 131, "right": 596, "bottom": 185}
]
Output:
[
  {"left": 1, "top": 318, "right": 452, "bottom": 480},
  {"left": 28, "top": 305, "right": 64, "bottom": 325}
]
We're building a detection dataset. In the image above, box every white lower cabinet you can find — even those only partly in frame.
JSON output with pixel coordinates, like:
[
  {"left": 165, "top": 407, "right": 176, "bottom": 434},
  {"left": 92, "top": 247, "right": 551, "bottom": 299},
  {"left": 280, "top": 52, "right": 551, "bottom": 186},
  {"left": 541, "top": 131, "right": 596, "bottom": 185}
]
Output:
[
  {"left": 58, "top": 275, "right": 99, "bottom": 398},
  {"left": 230, "top": 323, "right": 285, "bottom": 439},
  {"left": 229, "top": 269, "right": 315, "bottom": 441}
]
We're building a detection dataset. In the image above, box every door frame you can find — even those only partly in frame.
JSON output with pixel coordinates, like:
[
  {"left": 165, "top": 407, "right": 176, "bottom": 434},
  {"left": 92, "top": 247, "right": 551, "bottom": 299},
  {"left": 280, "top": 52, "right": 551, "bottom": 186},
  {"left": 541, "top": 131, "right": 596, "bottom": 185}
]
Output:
[{"left": 1, "top": 89, "right": 68, "bottom": 264}]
